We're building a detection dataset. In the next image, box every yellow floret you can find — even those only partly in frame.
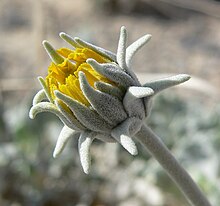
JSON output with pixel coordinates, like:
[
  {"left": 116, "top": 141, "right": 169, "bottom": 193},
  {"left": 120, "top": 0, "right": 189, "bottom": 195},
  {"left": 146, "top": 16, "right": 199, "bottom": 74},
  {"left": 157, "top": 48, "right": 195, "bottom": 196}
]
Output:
[{"left": 45, "top": 47, "right": 112, "bottom": 106}]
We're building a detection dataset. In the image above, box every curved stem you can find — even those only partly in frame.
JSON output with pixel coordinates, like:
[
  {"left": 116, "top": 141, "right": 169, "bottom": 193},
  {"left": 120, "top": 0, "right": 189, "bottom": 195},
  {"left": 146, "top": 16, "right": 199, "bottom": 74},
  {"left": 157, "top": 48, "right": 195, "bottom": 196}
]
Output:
[{"left": 135, "top": 124, "right": 212, "bottom": 206}]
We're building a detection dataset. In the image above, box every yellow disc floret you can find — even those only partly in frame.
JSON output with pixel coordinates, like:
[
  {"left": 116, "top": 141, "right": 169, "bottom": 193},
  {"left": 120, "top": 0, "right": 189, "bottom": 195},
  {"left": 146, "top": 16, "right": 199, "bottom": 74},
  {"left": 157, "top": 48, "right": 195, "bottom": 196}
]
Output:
[{"left": 45, "top": 47, "right": 112, "bottom": 106}]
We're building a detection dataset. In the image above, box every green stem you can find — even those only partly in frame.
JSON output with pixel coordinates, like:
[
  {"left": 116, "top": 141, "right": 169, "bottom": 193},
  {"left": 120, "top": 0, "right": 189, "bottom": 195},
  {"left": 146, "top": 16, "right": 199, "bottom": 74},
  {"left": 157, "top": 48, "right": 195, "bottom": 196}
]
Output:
[{"left": 135, "top": 124, "right": 212, "bottom": 206}]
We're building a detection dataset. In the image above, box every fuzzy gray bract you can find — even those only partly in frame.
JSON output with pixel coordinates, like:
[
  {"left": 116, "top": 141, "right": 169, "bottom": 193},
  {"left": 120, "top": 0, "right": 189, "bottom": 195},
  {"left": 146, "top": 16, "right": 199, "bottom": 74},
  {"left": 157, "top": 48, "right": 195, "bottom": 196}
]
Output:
[{"left": 29, "top": 26, "right": 190, "bottom": 173}]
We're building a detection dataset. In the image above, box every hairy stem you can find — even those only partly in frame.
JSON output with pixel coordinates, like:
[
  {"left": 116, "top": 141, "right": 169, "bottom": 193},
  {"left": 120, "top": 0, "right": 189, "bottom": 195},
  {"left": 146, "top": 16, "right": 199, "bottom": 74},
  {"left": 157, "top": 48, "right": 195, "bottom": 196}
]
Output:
[{"left": 135, "top": 124, "right": 211, "bottom": 206}]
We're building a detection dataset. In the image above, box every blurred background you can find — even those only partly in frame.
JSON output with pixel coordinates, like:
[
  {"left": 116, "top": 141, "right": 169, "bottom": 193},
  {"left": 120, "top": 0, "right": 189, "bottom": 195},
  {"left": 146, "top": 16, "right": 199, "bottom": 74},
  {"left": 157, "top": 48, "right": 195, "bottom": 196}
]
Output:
[{"left": 0, "top": 0, "right": 220, "bottom": 205}]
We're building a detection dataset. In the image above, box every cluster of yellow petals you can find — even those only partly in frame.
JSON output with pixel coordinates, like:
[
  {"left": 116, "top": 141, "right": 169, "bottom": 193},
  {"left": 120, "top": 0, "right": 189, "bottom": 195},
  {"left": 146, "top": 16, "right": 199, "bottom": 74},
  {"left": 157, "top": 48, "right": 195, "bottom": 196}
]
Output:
[{"left": 45, "top": 47, "right": 112, "bottom": 106}]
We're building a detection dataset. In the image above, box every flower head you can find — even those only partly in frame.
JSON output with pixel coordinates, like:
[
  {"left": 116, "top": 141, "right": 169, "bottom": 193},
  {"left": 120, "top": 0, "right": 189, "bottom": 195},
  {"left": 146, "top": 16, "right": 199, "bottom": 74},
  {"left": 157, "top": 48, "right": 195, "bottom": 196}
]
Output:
[
  {"left": 29, "top": 26, "right": 190, "bottom": 173},
  {"left": 45, "top": 43, "right": 113, "bottom": 105}
]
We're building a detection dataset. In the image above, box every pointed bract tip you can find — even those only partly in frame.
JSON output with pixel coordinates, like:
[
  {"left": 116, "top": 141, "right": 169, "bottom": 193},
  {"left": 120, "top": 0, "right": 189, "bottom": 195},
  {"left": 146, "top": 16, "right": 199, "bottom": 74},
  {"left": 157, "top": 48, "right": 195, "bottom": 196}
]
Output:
[
  {"left": 128, "top": 86, "right": 154, "bottom": 98},
  {"left": 145, "top": 34, "right": 152, "bottom": 40},
  {"left": 78, "top": 70, "right": 85, "bottom": 77},
  {"left": 132, "top": 149, "right": 138, "bottom": 156},
  {"left": 54, "top": 90, "right": 69, "bottom": 103},
  {"left": 37, "top": 76, "right": 43, "bottom": 81},
  {"left": 73, "top": 37, "right": 83, "bottom": 46},
  {"left": 86, "top": 58, "right": 93, "bottom": 63},
  {"left": 74, "top": 37, "right": 80, "bottom": 42},
  {"left": 177, "top": 74, "right": 191, "bottom": 83},
  {"left": 53, "top": 143, "right": 61, "bottom": 158},
  {"left": 37, "top": 76, "right": 44, "bottom": 85},
  {"left": 127, "top": 145, "right": 138, "bottom": 156},
  {"left": 53, "top": 146, "right": 62, "bottom": 158},
  {"left": 121, "top": 26, "right": 126, "bottom": 31},
  {"left": 42, "top": 40, "right": 48, "bottom": 46},
  {"left": 53, "top": 151, "right": 58, "bottom": 158},
  {"left": 59, "top": 32, "right": 80, "bottom": 48},
  {"left": 54, "top": 90, "right": 59, "bottom": 95},
  {"left": 120, "top": 134, "right": 138, "bottom": 155},
  {"left": 182, "top": 74, "right": 191, "bottom": 80},
  {"left": 42, "top": 40, "right": 54, "bottom": 53},
  {"left": 120, "top": 26, "right": 127, "bottom": 37},
  {"left": 54, "top": 90, "right": 63, "bottom": 100},
  {"left": 59, "top": 32, "right": 66, "bottom": 38},
  {"left": 59, "top": 32, "right": 70, "bottom": 41},
  {"left": 42, "top": 40, "right": 64, "bottom": 64},
  {"left": 86, "top": 58, "right": 100, "bottom": 68},
  {"left": 29, "top": 109, "right": 34, "bottom": 119},
  {"left": 82, "top": 167, "right": 90, "bottom": 174},
  {"left": 54, "top": 90, "right": 62, "bottom": 99}
]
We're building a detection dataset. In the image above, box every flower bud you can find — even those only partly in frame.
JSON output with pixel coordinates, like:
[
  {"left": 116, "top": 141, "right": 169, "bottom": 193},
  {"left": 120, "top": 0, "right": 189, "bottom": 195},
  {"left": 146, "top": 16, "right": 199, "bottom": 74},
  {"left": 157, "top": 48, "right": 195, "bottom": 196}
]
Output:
[{"left": 29, "top": 27, "right": 190, "bottom": 173}]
